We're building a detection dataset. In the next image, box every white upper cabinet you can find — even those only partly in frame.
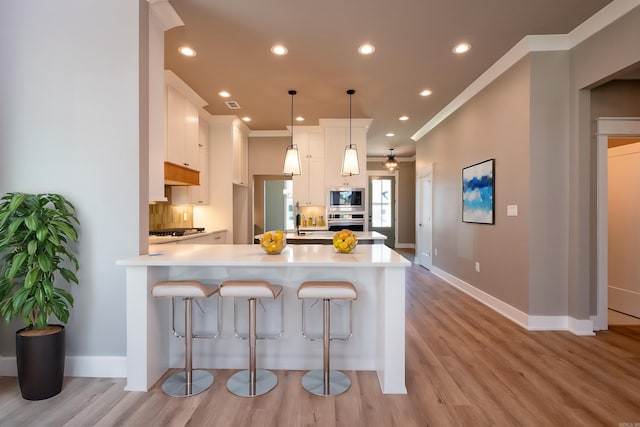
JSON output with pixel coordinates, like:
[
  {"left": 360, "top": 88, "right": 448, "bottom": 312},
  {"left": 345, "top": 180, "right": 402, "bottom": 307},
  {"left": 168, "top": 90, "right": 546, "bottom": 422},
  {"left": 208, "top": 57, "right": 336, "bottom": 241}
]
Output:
[
  {"left": 292, "top": 128, "right": 325, "bottom": 206},
  {"left": 166, "top": 85, "right": 199, "bottom": 170},
  {"left": 164, "top": 70, "right": 207, "bottom": 171},
  {"left": 321, "top": 119, "right": 371, "bottom": 189},
  {"left": 171, "top": 117, "right": 210, "bottom": 205}
]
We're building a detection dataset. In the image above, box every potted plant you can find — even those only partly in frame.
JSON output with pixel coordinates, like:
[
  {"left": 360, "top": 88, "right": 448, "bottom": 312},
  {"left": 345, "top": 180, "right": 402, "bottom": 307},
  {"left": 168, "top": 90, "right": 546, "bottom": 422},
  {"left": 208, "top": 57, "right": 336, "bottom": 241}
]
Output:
[{"left": 0, "top": 192, "right": 79, "bottom": 400}]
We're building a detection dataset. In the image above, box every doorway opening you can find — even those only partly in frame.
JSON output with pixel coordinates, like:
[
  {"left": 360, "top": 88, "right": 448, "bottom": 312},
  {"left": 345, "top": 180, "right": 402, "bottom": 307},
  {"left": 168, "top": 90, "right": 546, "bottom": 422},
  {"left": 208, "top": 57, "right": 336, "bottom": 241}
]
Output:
[
  {"left": 369, "top": 175, "right": 396, "bottom": 248},
  {"left": 595, "top": 118, "right": 640, "bottom": 329},
  {"left": 253, "top": 175, "right": 293, "bottom": 236}
]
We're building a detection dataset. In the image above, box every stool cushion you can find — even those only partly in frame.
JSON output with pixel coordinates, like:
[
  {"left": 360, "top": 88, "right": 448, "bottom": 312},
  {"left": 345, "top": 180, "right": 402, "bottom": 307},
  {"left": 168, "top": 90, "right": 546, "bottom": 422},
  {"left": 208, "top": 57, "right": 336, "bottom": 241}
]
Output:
[
  {"left": 151, "top": 281, "right": 219, "bottom": 298},
  {"left": 297, "top": 281, "right": 358, "bottom": 300},
  {"left": 219, "top": 280, "right": 282, "bottom": 299}
]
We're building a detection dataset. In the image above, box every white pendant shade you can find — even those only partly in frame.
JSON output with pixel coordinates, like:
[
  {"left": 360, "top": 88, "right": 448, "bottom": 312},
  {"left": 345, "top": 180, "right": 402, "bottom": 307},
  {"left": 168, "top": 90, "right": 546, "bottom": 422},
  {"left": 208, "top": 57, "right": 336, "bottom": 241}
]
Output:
[
  {"left": 283, "top": 89, "right": 301, "bottom": 176},
  {"left": 283, "top": 145, "right": 301, "bottom": 175},
  {"left": 341, "top": 145, "right": 360, "bottom": 176}
]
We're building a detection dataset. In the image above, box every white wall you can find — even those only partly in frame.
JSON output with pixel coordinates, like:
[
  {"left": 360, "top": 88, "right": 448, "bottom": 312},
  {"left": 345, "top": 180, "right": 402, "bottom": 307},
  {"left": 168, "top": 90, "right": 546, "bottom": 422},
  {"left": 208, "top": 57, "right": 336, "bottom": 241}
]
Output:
[{"left": 0, "top": 0, "right": 145, "bottom": 375}]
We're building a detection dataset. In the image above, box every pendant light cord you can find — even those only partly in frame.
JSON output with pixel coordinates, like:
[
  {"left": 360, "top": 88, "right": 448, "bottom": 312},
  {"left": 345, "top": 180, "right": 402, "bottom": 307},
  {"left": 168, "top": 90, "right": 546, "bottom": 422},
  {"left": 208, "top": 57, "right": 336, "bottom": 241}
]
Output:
[
  {"left": 347, "top": 89, "right": 355, "bottom": 148},
  {"left": 289, "top": 90, "right": 296, "bottom": 148}
]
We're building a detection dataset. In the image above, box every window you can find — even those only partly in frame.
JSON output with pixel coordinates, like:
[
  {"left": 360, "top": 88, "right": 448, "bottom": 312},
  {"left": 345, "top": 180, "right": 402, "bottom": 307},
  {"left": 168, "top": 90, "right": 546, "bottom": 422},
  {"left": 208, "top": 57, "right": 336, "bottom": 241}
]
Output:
[{"left": 371, "top": 178, "right": 392, "bottom": 227}]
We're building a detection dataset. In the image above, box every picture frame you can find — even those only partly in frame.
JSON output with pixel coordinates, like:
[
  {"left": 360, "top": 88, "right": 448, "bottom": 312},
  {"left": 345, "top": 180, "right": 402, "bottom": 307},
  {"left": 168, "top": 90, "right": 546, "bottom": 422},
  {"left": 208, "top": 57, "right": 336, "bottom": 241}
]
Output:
[{"left": 462, "top": 158, "right": 495, "bottom": 224}]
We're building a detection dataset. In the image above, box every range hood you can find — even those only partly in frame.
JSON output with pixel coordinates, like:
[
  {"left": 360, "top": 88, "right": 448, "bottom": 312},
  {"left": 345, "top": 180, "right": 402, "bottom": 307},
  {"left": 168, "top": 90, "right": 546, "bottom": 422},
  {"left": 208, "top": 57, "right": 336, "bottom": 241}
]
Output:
[{"left": 164, "top": 162, "right": 199, "bottom": 186}]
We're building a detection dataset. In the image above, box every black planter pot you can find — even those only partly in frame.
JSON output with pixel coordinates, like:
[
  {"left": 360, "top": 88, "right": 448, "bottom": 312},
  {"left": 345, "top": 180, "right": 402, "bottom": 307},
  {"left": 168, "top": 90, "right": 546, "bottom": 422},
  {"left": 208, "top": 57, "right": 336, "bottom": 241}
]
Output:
[{"left": 15, "top": 325, "right": 65, "bottom": 400}]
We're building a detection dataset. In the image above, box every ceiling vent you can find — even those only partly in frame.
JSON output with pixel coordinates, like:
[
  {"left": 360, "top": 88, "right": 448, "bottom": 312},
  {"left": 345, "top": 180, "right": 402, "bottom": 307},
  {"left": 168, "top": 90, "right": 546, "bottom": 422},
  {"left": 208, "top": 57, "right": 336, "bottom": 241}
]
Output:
[{"left": 225, "top": 100, "right": 241, "bottom": 109}]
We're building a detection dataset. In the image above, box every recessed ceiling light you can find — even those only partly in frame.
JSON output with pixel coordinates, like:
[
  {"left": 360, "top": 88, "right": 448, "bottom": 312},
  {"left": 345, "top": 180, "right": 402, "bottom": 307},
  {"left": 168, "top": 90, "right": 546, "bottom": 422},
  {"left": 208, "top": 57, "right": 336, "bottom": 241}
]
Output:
[
  {"left": 419, "top": 89, "right": 432, "bottom": 97},
  {"left": 242, "top": 117, "right": 251, "bottom": 122},
  {"left": 218, "top": 91, "right": 231, "bottom": 98},
  {"left": 452, "top": 43, "right": 471, "bottom": 54},
  {"left": 271, "top": 45, "right": 288, "bottom": 55},
  {"left": 295, "top": 116, "right": 304, "bottom": 122},
  {"left": 357, "top": 43, "right": 375, "bottom": 55},
  {"left": 178, "top": 46, "right": 197, "bottom": 57},
  {"left": 386, "top": 133, "right": 395, "bottom": 137},
  {"left": 399, "top": 116, "right": 409, "bottom": 121}
]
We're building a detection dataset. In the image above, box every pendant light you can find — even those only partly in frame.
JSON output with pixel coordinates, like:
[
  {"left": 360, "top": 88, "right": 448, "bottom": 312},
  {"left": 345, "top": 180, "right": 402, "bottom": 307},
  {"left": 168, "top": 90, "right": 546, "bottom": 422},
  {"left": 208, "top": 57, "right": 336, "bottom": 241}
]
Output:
[
  {"left": 341, "top": 89, "right": 360, "bottom": 176},
  {"left": 283, "top": 90, "right": 301, "bottom": 175},
  {"left": 383, "top": 148, "right": 399, "bottom": 171}
]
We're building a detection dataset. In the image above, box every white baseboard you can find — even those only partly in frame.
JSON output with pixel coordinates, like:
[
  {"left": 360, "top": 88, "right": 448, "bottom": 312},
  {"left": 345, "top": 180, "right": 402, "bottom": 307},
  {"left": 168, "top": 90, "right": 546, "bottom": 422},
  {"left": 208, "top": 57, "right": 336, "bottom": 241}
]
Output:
[
  {"left": 429, "top": 266, "right": 594, "bottom": 335},
  {"left": 0, "top": 355, "right": 127, "bottom": 378}
]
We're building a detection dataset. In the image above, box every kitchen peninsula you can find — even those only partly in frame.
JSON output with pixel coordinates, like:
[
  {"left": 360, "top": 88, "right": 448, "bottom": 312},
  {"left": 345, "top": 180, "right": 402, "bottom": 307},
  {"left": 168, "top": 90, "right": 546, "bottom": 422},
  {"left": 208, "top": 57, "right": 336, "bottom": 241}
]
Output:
[
  {"left": 116, "top": 243, "right": 410, "bottom": 394},
  {"left": 254, "top": 231, "right": 387, "bottom": 245}
]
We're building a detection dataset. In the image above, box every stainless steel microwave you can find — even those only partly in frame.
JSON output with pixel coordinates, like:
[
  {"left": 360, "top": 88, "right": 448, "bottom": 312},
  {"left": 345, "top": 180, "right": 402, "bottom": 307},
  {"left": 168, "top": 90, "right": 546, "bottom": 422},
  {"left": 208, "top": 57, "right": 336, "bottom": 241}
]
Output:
[{"left": 328, "top": 187, "right": 364, "bottom": 211}]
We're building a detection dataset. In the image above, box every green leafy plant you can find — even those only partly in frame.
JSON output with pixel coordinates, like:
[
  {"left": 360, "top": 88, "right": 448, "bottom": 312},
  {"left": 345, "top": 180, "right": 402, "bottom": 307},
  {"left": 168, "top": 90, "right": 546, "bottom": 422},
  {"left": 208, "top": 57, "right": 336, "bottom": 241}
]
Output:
[{"left": 0, "top": 193, "right": 79, "bottom": 330}]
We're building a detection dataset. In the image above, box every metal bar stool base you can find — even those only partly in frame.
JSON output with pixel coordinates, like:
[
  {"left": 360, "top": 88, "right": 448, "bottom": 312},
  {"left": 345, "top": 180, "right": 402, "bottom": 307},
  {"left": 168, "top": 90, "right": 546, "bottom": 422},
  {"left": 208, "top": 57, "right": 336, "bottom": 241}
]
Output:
[
  {"left": 301, "top": 369, "right": 351, "bottom": 396},
  {"left": 161, "top": 370, "right": 214, "bottom": 397},
  {"left": 226, "top": 369, "right": 278, "bottom": 397}
]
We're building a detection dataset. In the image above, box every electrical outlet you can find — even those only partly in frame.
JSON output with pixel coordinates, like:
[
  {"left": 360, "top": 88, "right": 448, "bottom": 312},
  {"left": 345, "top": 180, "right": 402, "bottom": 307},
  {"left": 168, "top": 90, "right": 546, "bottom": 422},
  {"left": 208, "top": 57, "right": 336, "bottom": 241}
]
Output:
[
  {"left": 183, "top": 212, "right": 188, "bottom": 221},
  {"left": 475, "top": 262, "right": 480, "bottom": 272},
  {"left": 434, "top": 248, "right": 438, "bottom": 256}
]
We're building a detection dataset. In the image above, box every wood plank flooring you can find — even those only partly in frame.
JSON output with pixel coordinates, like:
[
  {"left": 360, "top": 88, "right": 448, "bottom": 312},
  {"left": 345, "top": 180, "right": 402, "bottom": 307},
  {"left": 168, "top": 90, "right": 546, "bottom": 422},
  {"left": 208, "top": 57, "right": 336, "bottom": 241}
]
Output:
[{"left": 1, "top": 260, "right": 639, "bottom": 426}]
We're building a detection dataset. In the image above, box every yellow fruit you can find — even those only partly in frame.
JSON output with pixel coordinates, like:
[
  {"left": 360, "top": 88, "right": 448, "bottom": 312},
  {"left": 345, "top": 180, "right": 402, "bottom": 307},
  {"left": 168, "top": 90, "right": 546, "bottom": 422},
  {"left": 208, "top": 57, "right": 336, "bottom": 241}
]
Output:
[
  {"left": 333, "top": 229, "right": 357, "bottom": 253},
  {"left": 260, "top": 230, "right": 286, "bottom": 254}
]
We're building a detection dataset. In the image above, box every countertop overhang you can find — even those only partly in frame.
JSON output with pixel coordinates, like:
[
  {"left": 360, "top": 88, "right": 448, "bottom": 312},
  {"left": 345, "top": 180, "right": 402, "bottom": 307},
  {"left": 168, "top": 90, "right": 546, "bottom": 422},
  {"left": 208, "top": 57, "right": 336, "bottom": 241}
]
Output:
[{"left": 118, "top": 243, "right": 410, "bottom": 268}]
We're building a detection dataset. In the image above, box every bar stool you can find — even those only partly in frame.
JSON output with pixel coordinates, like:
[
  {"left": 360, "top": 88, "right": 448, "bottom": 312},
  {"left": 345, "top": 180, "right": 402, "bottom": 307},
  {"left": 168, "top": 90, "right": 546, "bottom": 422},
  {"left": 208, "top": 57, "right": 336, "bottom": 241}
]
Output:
[
  {"left": 151, "top": 280, "right": 219, "bottom": 397},
  {"left": 219, "top": 280, "right": 283, "bottom": 397},
  {"left": 297, "top": 281, "right": 358, "bottom": 396}
]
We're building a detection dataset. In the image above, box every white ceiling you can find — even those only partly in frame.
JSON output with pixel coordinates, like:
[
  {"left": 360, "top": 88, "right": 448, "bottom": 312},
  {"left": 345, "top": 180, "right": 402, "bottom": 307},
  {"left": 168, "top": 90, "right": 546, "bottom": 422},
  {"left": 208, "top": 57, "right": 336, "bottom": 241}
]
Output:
[{"left": 163, "top": 0, "right": 613, "bottom": 158}]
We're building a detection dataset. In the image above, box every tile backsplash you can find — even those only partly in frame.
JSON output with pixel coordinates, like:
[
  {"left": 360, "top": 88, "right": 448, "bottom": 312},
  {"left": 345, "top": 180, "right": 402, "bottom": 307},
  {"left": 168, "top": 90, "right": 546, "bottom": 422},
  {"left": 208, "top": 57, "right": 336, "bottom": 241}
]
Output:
[{"left": 149, "top": 187, "right": 194, "bottom": 230}]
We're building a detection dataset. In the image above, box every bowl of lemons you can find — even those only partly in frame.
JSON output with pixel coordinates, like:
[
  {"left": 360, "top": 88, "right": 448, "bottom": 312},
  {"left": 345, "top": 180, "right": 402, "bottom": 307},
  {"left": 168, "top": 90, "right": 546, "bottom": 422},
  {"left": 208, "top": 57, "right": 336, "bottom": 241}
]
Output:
[
  {"left": 259, "top": 230, "right": 287, "bottom": 254},
  {"left": 333, "top": 229, "right": 358, "bottom": 254}
]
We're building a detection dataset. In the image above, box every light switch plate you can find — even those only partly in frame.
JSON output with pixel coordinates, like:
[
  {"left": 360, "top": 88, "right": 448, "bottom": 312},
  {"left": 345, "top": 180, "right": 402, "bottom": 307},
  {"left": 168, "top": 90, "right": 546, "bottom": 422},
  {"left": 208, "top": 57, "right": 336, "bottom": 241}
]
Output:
[{"left": 507, "top": 205, "right": 518, "bottom": 217}]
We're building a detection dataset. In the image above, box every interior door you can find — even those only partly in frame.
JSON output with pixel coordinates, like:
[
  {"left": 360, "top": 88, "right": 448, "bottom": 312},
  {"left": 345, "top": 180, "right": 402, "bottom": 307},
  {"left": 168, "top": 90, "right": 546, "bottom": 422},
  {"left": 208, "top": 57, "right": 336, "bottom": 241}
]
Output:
[
  {"left": 417, "top": 171, "right": 433, "bottom": 269},
  {"left": 369, "top": 176, "right": 395, "bottom": 248}
]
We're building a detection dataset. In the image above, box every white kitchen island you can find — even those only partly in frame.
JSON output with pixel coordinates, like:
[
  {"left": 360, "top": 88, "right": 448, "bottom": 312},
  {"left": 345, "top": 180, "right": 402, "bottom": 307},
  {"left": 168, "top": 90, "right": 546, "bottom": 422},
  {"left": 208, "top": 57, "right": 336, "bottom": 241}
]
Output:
[
  {"left": 254, "top": 231, "right": 387, "bottom": 245},
  {"left": 116, "top": 244, "right": 410, "bottom": 394}
]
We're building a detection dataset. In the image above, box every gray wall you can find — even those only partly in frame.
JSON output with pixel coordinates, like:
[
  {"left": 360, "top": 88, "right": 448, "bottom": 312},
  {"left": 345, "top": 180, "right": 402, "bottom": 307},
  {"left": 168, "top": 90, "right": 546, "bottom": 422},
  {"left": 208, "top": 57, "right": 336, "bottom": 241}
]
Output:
[
  {"left": 528, "top": 51, "right": 571, "bottom": 315},
  {"left": 0, "top": 1, "right": 145, "bottom": 359},
  {"left": 569, "top": 5, "right": 640, "bottom": 318},
  {"left": 416, "top": 58, "right": 532, "bottom": 313},
  {"left": 415, "top": 5, "right": 640, "bottom": 320}
]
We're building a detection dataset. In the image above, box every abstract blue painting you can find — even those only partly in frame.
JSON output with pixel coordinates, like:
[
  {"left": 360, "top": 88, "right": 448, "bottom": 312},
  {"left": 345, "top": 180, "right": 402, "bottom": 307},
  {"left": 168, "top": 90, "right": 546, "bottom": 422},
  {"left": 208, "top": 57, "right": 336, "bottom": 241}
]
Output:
[{"left": 462, "top": 159, "right": 495, "bottom": 224}]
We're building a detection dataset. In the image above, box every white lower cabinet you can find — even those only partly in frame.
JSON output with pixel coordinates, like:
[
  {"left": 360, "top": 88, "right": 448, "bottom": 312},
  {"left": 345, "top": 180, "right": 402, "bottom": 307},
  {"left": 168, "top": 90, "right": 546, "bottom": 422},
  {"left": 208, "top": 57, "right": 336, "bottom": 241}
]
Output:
[{"left": 176, "top": 231, "right": 227, "bottom": 244}]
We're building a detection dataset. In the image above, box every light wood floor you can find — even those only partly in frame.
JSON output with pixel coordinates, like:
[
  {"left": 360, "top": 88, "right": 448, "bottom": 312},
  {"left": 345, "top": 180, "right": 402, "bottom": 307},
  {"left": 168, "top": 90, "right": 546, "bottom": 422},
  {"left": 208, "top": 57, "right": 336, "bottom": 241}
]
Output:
[{"left": 1, "top": 261, "right": 639, "bottom": 426}]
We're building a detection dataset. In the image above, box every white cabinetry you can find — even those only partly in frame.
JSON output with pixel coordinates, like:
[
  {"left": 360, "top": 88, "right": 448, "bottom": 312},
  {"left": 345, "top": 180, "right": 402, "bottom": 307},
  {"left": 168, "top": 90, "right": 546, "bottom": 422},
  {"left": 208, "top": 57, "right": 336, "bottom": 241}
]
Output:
[
  {"left": 164, "top": 70, "right": 207, "bottom": 179},
  {"left": 209, "top": 116, "right": 251, "bottom": 243},
  {"left": 232, "top": 125, "right": 248, "bottom": 185},
  {"left": 321, "top": 119, "right": 371, "bottom": 189},
  {"left": 292, "top": 129, "right": 325, "bottom": 206},
  {"left": 166, "top": 85, "right": 199, "bottom": 170},
  {"left": 176, "top": 230, "right": 226, "bottom": 244},
  {"left": 171, "top": 117, "right": 210, "bottom": 205}
]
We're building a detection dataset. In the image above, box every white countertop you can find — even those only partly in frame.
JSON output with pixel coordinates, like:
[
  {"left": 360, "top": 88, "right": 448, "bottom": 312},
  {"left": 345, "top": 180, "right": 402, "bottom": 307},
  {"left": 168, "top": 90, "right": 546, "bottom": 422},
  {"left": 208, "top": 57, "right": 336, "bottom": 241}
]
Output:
[
  {"left": 148, "top": 229, "right": 225, "bottom": 245},
  {"left": 256, "top": 231, "right": 387, "bottom": 241},
  {"left": 117, "top": 243, "right": 409, "bottom": 267}
]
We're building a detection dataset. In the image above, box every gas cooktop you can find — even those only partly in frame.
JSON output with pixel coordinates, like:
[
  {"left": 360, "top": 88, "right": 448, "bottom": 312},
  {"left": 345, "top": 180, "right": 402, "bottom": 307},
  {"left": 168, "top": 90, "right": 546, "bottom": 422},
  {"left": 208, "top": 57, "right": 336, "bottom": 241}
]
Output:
[{"left": 149, "top": 227, "right": 204, "bottom": 237}]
